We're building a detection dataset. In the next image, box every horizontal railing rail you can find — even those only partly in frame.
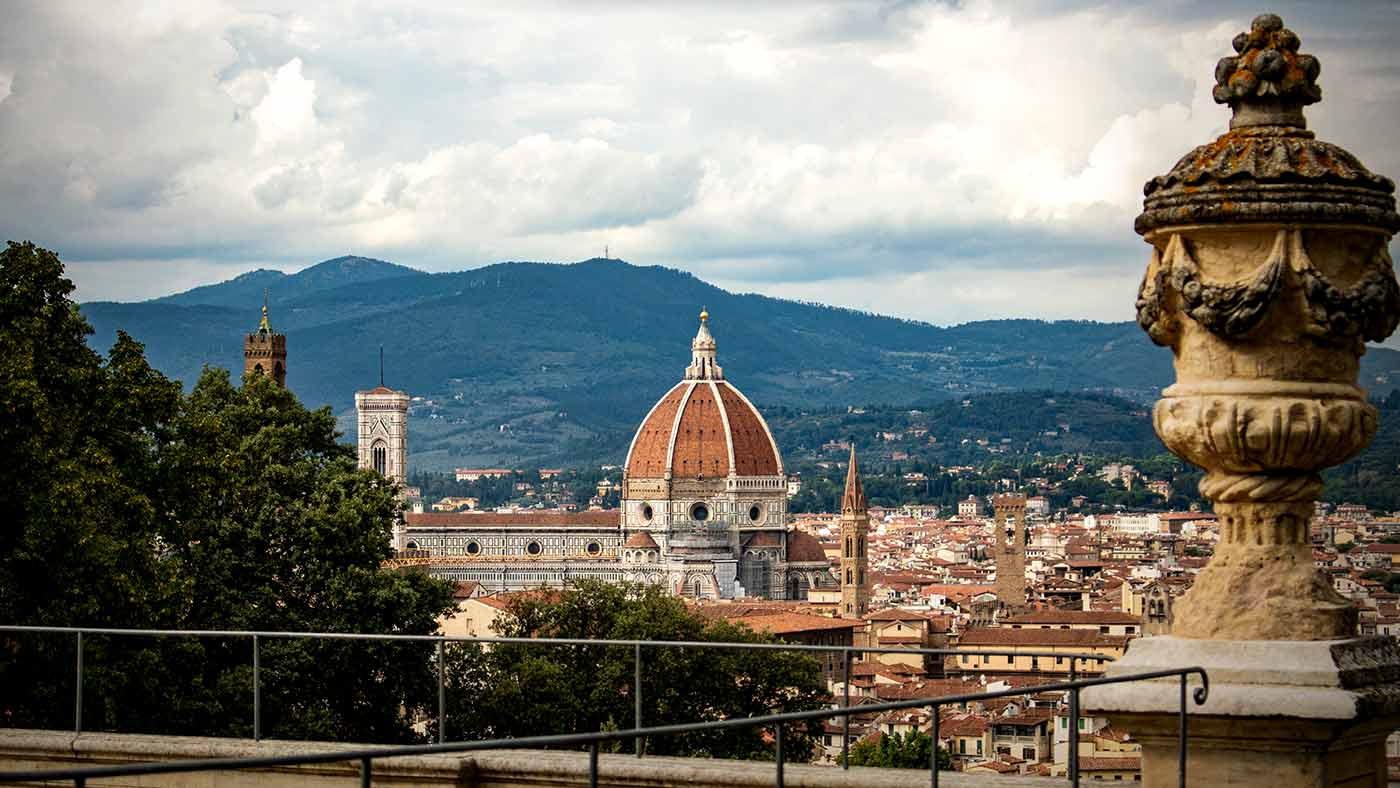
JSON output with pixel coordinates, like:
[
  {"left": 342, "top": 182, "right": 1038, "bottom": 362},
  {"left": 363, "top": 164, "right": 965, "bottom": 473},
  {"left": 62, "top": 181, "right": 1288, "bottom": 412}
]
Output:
[
  {"left": 0, "top": 666, "right": 1208, "bottom": 788},
  {"left": 0, "top": 624, "right": 1136, "bottom": 787}
]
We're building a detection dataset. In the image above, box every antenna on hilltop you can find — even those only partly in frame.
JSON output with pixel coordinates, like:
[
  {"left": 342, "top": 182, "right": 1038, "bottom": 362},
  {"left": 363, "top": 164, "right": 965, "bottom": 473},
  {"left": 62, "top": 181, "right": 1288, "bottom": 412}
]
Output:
[{"left": 379, "top": 345, "right": 385, "bottom": 387}]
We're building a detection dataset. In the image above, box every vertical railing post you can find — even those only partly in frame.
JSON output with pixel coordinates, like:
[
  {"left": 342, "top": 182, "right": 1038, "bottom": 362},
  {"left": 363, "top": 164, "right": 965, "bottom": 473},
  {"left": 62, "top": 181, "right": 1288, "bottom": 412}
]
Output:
[
  {"left": 73, "top": 631, "right": 83, "bottom": 734},
  {"left": 252, "top": 634, "right": 261, "bottom": 742},
  {"left": 930, "top": 702, "right": 940, "bottom": 788},
  {"left": 842, "top": 649, "right": 851, "bottom": 769},
  {"left": 1068, "top": 659, "right": 1079, "bottom": 787},
  {"left": 360, "top": 756, "right": 372, "bottom": 788},
  {"left": 589, "top": 741, "right": 599, "bottom": 788},
  {"left": 1178, "top": 673, "right": 1188, "bottom": 788},
  {"left": 634, "top": 643, "right": 643, "bottom": 758},
  {"left": 775, "top": 723, "right": 785, "bottom": 788},
  {"left": 437, "top": 639, "right": 446, "bottom": 744}
]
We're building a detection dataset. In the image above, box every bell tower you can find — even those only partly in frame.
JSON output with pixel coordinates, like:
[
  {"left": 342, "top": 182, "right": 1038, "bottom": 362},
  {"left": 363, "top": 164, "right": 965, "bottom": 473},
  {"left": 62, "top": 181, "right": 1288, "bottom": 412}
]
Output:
[
  {"left": 992, "top": 492, "right": 1027, "bottom": 611},
  {"left": 839, "top": 446, "right": 870, "bottom": 618},
  {"left": 243, "top": 291, "right": 287, "bottom": 386},
  {"left": 356, "top": 348, "right": 410, "bottom": 485}
]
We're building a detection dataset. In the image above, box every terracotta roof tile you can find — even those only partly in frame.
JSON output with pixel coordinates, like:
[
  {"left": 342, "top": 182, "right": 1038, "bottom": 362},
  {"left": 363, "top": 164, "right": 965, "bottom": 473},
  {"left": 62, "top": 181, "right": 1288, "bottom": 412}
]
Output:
[
  {"left": 786, "top": 530, "right": 829, "bottom": 563},
  {"left": 625, "top": 380, "right": 781, "bottom": 479},
  {"left": 1000, "top": 610, "right": 1140, "bottom": 625},
  {"left": 623, "top": 532, "right": 659, "bottom": 548},
  {"left": 726, "top": 612, "right": 862, "bottom": 635}
]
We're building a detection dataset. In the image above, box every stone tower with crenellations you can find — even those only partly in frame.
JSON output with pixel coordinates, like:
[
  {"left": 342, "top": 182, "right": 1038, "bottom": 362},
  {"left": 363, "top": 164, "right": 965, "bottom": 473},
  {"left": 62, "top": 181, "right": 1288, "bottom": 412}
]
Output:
[
  {"left": 243, "top": 294, "right": 286, "bottom": 386},
  {"left": 991, "top": 492, "right": 1027, "bottom": 610},
  {"left": 839, "top": 445, "right": 870, "bottom": 618}
]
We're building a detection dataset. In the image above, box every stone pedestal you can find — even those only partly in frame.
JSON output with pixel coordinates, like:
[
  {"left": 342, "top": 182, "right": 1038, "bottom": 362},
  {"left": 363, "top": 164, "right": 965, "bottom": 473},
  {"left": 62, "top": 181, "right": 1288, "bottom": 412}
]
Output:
[
  {"left": 1093, "top": 13, "right": 1400, "bottom": 786},
  {"left": 1085, "top": 637, "right": 1400, "bottom": 787}
]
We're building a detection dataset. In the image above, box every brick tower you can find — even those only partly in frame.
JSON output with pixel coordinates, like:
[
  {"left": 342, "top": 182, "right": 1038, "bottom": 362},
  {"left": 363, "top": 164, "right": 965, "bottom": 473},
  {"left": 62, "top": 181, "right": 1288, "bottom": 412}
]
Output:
[
  {"left": 839, "top": 445, "right": 870, "bottom": 617},
  {"left": 243, "top": 292, "right": 286, "bottom": 386},
  {"left": 991, "top": 492, "right": 1027, "bottom": 610}
]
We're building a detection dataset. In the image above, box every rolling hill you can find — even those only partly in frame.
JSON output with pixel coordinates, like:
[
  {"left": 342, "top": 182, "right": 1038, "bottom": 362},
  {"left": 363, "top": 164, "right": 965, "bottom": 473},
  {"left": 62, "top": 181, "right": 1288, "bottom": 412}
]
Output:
[{"left": 79, "top": 256, "right": 1400, "bottom": 471}]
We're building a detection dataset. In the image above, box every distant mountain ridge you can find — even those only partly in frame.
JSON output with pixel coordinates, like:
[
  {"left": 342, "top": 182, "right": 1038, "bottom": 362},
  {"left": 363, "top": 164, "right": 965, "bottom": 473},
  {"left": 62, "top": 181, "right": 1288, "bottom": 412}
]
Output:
[
  {"left": 79, "top": 256, "right": 1400, "bottom": 470},
  {"left": 153, "top": 255, "right": 422, "bottom": 309}
]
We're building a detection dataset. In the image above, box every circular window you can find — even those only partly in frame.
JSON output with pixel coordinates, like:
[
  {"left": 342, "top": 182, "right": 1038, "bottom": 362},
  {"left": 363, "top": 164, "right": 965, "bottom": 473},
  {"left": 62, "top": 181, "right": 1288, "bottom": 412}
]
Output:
[
  {"left": 642, "top": 504, "right": 654, "bottom": 521},
  {"left": 466, "top": 541, "right": 480, "bottom": 556},
  {"left": 748, "top": 504, "right": 763, "bottom": 522},
  {"left": 586, "top": 542, "right": 601, "bottom": 556},
  {"left": 690, "top": 503, "right": 710, "bottom": 522},
  {"left": 526, "top": 541, "right": 542, "bottom": 555}
]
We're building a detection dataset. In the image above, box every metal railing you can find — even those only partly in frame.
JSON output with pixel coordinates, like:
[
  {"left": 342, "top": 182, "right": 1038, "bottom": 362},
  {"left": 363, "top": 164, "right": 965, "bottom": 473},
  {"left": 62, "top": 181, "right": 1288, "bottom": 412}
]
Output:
[{"left": 0, "top": 626, "right": 1200, "bottom": 787}]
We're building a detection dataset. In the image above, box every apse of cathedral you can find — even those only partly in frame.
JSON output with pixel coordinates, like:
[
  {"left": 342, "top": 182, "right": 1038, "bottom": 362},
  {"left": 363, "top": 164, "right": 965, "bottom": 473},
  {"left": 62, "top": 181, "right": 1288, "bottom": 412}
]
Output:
[{"left": 369, "top": 311, "right": 837, "bottom": 600}]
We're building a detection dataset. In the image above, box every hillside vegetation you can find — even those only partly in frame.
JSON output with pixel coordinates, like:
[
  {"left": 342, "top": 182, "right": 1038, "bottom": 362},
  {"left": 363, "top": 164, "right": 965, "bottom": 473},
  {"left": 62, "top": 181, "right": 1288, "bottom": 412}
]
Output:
[{"left": 81, "top": 256, "right": 1400, "bottom": 471}]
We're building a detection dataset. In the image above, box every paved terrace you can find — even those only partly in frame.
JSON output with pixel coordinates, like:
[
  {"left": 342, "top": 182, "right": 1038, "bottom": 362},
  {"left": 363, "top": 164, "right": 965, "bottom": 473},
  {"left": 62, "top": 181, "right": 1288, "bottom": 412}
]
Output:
[{"left": 0, "top": 730, "right": 1062, "bottom": 788}]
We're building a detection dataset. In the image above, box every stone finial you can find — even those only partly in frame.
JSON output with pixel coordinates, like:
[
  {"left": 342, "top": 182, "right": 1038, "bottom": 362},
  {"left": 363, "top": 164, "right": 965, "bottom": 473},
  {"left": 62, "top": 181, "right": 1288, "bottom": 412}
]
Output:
[
  {"left": 1213, "top": 13, "right": 1321, "bottom": 128},
  {"left": 1135, "top": 12, "right": 1398, "bottom": 238}
]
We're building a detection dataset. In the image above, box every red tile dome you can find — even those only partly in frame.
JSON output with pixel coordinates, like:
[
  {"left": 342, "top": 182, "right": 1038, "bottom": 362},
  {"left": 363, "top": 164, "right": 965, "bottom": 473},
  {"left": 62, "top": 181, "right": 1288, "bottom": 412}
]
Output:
[
  {"left": 624, "top": 380, "right": 782, "bottom": 479},
  {"left": 623, "top": 312, "right": 783, "bottom": 480}
]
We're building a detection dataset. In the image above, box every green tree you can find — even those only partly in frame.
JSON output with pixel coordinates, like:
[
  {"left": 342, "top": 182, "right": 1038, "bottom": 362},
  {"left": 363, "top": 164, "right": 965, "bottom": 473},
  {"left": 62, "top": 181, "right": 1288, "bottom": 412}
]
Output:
[
  {"left": 840, "top": 730, "right": 951, "bottom": 770},
  {"left": 0, "top": 241, "right": 186, "bottom": 730},
  {"left": 444, "top": 580, "right": 828, "bottom": 760},
  {"left": 148, "top": 369, "right": 455, "bottom": 742},
  {"left": 0, "top": 242, "right": 455, "bottom": 742}
]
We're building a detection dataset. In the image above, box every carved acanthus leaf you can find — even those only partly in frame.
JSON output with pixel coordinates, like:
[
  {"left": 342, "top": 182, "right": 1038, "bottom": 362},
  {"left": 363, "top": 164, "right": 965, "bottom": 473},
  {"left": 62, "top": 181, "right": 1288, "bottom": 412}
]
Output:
[
  {"left": 1167, "top": 231, "right": 1286, "bottom": 338},
  {"left": 1288, "top": 232, "right": 1400, "bottom": 345}
]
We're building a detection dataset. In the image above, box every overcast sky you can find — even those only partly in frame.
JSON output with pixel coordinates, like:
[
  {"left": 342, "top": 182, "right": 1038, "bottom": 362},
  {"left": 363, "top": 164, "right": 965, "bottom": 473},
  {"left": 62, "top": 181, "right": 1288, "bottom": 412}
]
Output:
[{"left": 2, "top": 0, "right": 1398, "bottom": 333}]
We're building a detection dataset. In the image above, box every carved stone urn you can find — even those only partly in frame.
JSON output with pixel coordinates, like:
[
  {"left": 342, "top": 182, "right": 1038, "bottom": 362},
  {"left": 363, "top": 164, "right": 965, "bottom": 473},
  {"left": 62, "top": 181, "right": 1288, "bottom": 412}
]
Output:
[
  {"left": 1086, "top": 16, "right": 1400, "bottom": 787},
  {"left": 1133, "top": 13, "right": 1400, "bottom": 640}
]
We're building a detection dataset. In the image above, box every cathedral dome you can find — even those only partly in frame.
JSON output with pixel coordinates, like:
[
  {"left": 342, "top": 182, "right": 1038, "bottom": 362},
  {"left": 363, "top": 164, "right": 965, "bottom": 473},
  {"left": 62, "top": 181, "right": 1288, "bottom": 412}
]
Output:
[{"left": 624, "top": 312, "right": 783, "bottom": 480}]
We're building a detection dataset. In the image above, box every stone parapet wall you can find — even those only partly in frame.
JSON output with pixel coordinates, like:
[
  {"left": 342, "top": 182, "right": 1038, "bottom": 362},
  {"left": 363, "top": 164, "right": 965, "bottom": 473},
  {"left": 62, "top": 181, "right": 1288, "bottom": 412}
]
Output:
[{"left": 0, "top": 730, "right": 1061, "bottom": 787}]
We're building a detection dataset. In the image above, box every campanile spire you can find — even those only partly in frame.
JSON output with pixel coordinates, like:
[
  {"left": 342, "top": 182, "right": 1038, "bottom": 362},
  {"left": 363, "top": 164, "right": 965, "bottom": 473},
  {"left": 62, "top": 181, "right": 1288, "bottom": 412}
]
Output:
[{"left": 839, "top": 445, "right": 870, "bottom": 617}]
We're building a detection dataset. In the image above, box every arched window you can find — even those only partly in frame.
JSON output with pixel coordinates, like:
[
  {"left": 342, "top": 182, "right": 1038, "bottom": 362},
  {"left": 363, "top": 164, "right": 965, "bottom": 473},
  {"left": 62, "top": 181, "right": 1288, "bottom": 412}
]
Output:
[
  {"left": 846, "top": 568, "right": 853, "bottom": 584},
  {"left": 858, "top": 568, "right": 865, "bottom": 585},
  {"left": 372, "top": 441, "right": 387, "bottom": 475},
  {"left": 691, "top": 576, "right": 704, "bottom": 597},
  {"left": 858, "top": 537, "right": 865, "bottom": 558},
  {"left": 845, "top": 537, "right": 852, "bottom": 555}
]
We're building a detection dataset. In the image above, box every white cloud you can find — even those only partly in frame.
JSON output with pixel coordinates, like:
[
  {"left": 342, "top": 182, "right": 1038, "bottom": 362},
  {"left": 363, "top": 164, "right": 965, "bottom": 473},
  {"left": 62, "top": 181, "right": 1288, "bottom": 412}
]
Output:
[
  {"left": 0, "top": 0, "right": 1395, "bottom": 340},
  {"left": 251, "top": 57, "right": 317, "bottom": 150}
]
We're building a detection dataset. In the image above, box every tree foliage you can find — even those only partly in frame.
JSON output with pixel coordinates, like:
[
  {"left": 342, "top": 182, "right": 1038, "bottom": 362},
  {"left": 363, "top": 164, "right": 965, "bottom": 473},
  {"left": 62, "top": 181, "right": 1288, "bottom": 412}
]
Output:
[
  {"left": 0, "top": 241, "right": 455, "bottom": 742},
  {"left": 443, "top": 580, "right": 829, "bottom": 761},
  {"left": 840, "top": 730, "right": 951, "bottom": 770}
]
